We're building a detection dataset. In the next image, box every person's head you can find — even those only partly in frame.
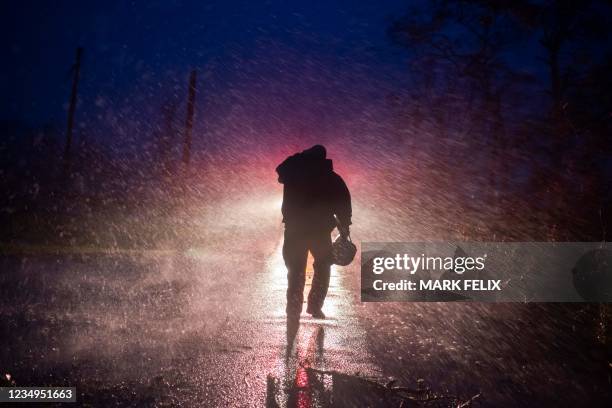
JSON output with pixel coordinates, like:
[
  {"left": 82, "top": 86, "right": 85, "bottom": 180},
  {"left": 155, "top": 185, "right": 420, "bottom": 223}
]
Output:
[{"left": 302, "top": 144, "right": 326, "bottom": 159}]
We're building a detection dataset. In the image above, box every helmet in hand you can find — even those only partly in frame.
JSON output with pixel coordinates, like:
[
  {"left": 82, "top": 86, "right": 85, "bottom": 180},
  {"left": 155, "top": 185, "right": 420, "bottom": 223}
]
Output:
[{"left": 331, "top": 235, "right": 357, "bottom": 266}]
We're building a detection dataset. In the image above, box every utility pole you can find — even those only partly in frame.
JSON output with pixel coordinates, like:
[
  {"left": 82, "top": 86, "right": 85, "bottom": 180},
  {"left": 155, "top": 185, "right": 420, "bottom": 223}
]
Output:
[
  {"left": 182, "top": 70, "right": 197, "bottom": 167},
  {"left": 63, "top": 47, "right": 83, "bottom": 173}
]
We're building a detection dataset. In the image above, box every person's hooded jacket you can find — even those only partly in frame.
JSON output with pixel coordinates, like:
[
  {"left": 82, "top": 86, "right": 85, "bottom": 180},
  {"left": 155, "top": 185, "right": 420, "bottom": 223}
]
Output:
[{"left": 276, "top": 145, "right": 351, "bottom": 231}]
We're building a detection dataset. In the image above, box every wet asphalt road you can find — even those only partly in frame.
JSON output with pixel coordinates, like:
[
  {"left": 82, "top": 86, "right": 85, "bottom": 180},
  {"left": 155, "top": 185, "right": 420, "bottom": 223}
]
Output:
[
  {"left": 0, "top": 227, "right": 380, "bottom": 407},
  {"left": 1, "top": 198, "right": 610, "bottom": 406}
]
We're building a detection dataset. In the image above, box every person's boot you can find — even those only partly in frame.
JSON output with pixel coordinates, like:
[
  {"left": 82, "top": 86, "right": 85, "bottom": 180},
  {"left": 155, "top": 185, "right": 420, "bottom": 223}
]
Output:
[{"left": 306, "top": 305, "right": 325, "bottom": 319}]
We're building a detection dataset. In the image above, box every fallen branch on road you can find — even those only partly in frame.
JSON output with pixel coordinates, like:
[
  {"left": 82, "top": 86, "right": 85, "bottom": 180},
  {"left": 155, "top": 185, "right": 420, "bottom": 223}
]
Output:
[{"left": 304, "top": 366, "right": 481, "bottom": 407}]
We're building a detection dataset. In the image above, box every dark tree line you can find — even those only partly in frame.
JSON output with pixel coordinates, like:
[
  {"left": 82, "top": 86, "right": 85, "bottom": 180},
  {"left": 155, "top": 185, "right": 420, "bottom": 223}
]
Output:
[
  {"left": 388, "top": 0, "right": 612, "bottom": 240},
  {"left": 0, "top": 64, "right": 200, "bottom": 248}
]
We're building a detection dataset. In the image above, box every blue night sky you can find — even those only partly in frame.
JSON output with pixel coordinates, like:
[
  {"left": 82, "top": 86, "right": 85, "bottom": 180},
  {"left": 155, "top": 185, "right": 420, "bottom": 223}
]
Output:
[
  {"left": 1, "top": 0, "right": 563, "bottom": 163},
  {"left": 1, "top": 0, "right": 411, "bottom": 127}
]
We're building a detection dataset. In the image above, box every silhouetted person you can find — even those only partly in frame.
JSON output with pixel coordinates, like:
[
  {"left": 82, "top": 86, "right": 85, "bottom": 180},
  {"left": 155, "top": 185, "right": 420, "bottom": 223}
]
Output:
[{"left": 276, "top": 145, "right": 352, "bottom": 320}]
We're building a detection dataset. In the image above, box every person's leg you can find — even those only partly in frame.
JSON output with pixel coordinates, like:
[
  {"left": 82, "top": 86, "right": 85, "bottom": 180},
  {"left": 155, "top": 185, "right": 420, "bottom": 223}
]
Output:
[
  {"left": 283, "top": 228, "right": 309, "bottom": 317},
  {"left": 307, "top": 229, "right": 333, "bottom": 314}
]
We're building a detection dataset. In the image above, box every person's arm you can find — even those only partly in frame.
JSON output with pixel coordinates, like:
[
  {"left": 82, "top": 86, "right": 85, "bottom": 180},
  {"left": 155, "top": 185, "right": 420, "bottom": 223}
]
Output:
[{"left": 332, "top": 173, "right": 352, "bottom": 236}]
